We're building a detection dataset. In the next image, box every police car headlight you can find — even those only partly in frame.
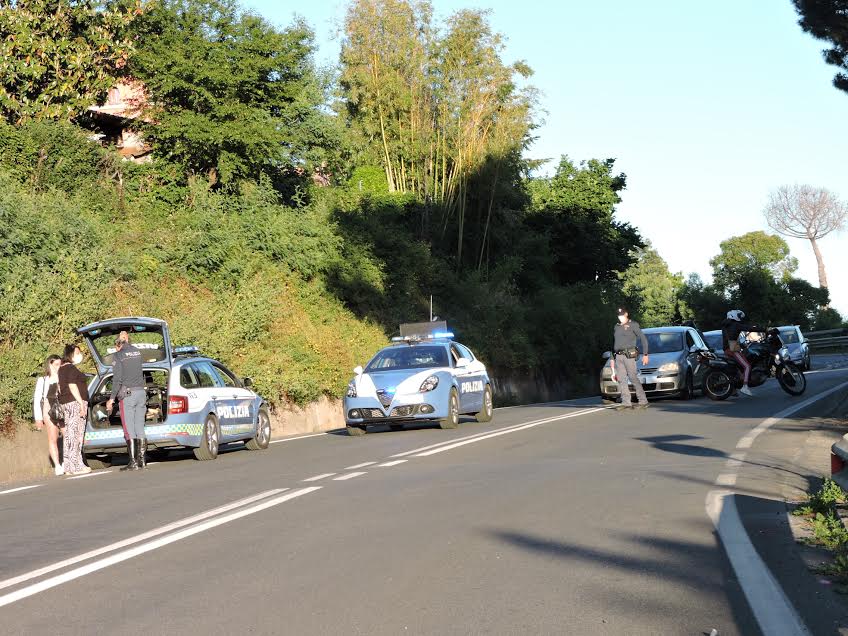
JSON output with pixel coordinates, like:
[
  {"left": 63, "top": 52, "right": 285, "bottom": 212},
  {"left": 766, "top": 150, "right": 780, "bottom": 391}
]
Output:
[
  {"left": 346, "top": 381, "right": 357, "bottom": 398},
  {"left": 419, "top": 375, "right": 439, "bottom": 392}
]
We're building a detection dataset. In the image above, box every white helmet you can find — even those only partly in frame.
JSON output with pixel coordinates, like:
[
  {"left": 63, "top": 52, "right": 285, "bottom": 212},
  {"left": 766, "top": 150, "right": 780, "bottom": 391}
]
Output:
[{"left": 726, "top": 309, "right": 746, "bottom": 322}]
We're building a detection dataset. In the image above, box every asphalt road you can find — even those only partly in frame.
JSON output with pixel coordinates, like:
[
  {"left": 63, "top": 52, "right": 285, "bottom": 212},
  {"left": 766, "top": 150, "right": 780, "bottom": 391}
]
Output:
[{"left": 2, "top": 360, "right": 848, "bottom": 635}]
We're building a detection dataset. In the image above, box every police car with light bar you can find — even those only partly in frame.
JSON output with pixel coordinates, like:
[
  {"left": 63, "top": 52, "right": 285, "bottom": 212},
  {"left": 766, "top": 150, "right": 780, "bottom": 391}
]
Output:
[
  {"left": 343, "top": 322, "right": 493, "bottom": 436},
  {"left": 78, "top": 317, "right": 272, "bottom": 464}
]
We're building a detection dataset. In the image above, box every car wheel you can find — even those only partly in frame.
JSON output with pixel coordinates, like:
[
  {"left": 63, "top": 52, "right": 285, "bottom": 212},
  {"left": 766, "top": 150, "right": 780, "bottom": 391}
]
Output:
[
  {"left": 193, "top": 415, "right": 220, "bottom": 460},
  {"left": 440, "top": 389, "right": 460, "bottom": 429},
  {"left": 804, "top": 354, "right": 812, "bottom": 371},
  {"left": 245, "top": 407, "right": 271, "bottom": 450},
  {"left": 679, "top": 372, "right": 694, "bottom": 401},
  {"left": 475, "top": 385, "right": 494, "bottom": 422},
  {"left": 347, "top": 424, "right": 367, "bottom": 436}
]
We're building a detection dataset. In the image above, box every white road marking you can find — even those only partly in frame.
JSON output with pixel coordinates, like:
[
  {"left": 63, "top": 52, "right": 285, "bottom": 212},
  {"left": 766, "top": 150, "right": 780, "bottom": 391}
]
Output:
[
  {"left": 0, "top": 489, "right": 287, "bottom": 592},
  {"left": 378, "top": 460, "right": 407, "bottom": 467},
  {"left": 414, "top": 408, "right": 607, "bottom": 457},
  {"left": 302, "top": 473, "right": 336, "bottom": 482},
  {"left": 333, "top": 472, "right": 367, "bottom": 481},
  {"left": 706, "top": 491, "right": 810, "bottom": 636},
  {"left": 270, "top": 432, "right": 328, "bottom": 444},
  {"left": 66, "top": 470, "right": 111, "bottom": 480},
  {"left": 390, "top": 415, "right": 580, "bottom": 458},
  {"left": 345, "top": 461, "right": 377, "bottom": 470},
  {"left": 705, "top": 379, "right": 848, "bottom": 636},
  {"left": 0, "top": 485, "right": 42, "bottom": 496},
  {"left": 0, "top": 487, "right": 319, "bottom": 608}
]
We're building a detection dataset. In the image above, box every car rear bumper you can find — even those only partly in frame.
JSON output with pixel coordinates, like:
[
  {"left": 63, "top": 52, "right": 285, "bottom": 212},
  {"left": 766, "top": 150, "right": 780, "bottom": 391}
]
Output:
[{"left": 84, "top": 422, "right": 204, "bottom": 451}]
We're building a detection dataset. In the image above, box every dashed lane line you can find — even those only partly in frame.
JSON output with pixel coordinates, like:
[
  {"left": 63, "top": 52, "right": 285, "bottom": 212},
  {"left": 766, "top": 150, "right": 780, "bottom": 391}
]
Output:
[
  {"left": 345, "top": 461, "right": 377, "bottom": 470},
  {"left": 333, "top": 472, "right": 367, "bottom": 481},
  {"left": 377, "top": 460, "right": 407, "bottom": 467},
  {"left": 302, "top": 473, "right": 336, "bottom": 482},
  {"left": 0, "top": 489, "right": 287, "bottom": 592},
  {"left": 0, "top": 485, "right": 42, "bottom": 496},
  {"left": 0, "top": 487, "right": 319, "bottom": 609}
]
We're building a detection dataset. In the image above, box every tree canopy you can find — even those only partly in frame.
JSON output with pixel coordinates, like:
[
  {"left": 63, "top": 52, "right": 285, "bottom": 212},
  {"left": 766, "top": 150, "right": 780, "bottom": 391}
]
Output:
[
  {"left": 0, "top": 0, "right": 140, "bottom": 124},
  {"left": 793, "top": 0, "right": 848, "bottom": 94},
  {"left": 127, "top": 0, "right": 335, "bottom": 186},
  {"left": 619, "top": 246, "right": 684, "bottom": 328}
]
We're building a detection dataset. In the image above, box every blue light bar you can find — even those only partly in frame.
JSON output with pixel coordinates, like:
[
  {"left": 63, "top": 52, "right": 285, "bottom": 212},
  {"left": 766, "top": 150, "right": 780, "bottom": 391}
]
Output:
[{"left": 431, "top": 331, "right": 454, "bottom": 338}]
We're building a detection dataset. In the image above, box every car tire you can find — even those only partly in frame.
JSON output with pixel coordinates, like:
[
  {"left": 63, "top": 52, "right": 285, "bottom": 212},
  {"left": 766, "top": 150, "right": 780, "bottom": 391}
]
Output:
[
  {"left": 679, "top": 372, "right": 694, "bottom": 401},
  {"left": 245, "top": 407, "right": 271, "bottom": 450},
  {"left": 804, "top": 355, "right": 812, "bottom": 371},
  {"left": 475, "top": 385, "right": 494, "bottom": 423},
  {"left": 347, "top": 424, "right": 367, "bottom": 436},
  {"left": 440, "top": 389, "right": 460, "bottom": 429},
  {"left": 193, "top": 415, "right": 220, "bottom": 460}
]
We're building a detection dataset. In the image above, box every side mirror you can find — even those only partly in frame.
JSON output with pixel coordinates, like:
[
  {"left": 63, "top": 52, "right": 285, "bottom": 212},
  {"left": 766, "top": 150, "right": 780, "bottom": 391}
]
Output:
[
  {"left": 456, "top": 357, "right": 470, "bottom": 368},
  {"left": 602, "top": 351, "right": 612, "bottom": 360},
  {"left": 353, "top": 365, "right": 364, "bottom": 376},
  {"left": 242, "top": 377, "right": 253, "bottom": 388},
  {"left": 689, "top": 345, "right": 700, "bottom": 354}
]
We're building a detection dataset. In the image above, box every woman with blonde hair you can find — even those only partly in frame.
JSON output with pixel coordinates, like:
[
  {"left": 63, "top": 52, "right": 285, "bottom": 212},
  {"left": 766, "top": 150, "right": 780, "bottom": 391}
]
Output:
[{"left": 33, "top": 354, "right": 64, "bottom": 476}]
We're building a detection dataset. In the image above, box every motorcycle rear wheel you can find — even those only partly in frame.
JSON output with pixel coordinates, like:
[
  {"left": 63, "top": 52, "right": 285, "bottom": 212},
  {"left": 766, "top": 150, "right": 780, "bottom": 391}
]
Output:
[
  {"left": 776, "top": 363, "right": 807, "bottom": 396},
  {"left": 704, "top": 369, "right": 734, "bottom": 401}
]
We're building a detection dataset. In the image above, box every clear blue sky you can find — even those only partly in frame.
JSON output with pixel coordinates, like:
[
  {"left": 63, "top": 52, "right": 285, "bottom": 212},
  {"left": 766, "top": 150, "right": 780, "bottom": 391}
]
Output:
[{"left": 244, "top": 0, "right": 848, "bottom": 316}]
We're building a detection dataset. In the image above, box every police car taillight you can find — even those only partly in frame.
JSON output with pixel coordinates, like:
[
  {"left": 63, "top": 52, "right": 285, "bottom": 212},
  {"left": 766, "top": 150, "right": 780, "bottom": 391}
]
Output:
[{"left": 168, "top": 396, "right": 188, "bottom": 414}]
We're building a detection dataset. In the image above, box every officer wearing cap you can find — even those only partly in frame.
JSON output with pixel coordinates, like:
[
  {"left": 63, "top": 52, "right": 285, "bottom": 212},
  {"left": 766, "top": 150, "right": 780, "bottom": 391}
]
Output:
[
  {"left": 609, "top": 308, "right": 650, "bottom": 410},
  {"left": 106, "top": 331, "right": 148, "bottom": 470}
]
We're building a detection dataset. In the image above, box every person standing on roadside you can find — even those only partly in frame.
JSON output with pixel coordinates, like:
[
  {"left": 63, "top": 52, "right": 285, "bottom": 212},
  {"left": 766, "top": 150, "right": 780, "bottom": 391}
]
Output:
[
  {"left": 106, "top": 331, "right": 148, "bottom": 471},
  {"left": 610, "top": 307, "right": 650, "bottom": 410},
  {"left": 58, "top": 344, "right": 91, "bottom": 476},
  {"left": 33, "top": 355, "right": 64, "bottom": 476}
]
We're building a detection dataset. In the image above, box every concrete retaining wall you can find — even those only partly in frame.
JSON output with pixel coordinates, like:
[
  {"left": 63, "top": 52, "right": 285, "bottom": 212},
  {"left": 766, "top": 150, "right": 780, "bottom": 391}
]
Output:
[{"left": 0, "top": 397, "right": 346, "bottom": 486}]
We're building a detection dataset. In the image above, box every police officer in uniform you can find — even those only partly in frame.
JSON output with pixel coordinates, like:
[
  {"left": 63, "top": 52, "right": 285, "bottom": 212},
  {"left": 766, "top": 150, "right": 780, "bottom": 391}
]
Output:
[
  {"left": 610, "top": 307, "right": 650, "bottom": 410},
  {"left": 106, "top": 332, "right": 148, "bottom": 470}
]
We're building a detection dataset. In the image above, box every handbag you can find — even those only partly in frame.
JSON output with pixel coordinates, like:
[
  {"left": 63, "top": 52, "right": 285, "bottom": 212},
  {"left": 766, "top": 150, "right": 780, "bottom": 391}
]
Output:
[{"left": 46, "top": 380, "right": 65, "bottom": 425}]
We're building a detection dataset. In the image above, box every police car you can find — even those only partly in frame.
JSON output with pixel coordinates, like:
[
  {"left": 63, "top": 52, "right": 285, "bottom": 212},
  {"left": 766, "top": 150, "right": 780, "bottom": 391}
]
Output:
[
  {"left": 343, "top": 322, "right": 493, "bottom": 436},
  {"left": 78, "top": 317, "right": 272, "bottom": 463}
]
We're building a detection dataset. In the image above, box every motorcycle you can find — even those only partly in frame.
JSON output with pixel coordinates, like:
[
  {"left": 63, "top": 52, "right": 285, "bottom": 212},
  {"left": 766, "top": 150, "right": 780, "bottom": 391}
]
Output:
[{"left": 701, "top": 328, "right": 807, "bottom": 400}]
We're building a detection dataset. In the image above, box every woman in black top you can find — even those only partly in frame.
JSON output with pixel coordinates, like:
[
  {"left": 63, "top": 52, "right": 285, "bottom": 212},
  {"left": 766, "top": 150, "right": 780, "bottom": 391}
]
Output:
[{"left": 58, "top": 344, "right": 91, "bottom": 476}]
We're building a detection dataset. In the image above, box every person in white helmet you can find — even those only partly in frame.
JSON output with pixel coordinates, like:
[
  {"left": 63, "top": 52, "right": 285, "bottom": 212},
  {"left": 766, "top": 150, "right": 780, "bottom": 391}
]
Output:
[{"left": 721, "top": 309, "right": 761, "bottom": 396}]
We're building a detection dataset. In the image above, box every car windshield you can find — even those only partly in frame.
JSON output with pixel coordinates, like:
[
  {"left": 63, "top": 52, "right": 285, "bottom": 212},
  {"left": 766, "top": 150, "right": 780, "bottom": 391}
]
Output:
[
  {"left": 779, "top": 328, "right": 800, "bottom": 344},
  {"left": 704, "top": 333, "right": 723, "bottom": 351},
  {"left": 367, "top": 345, "right": 449, "bottom": 371},
  {"left": 639, "top": 332, "right": 684, "bottom": 354}
]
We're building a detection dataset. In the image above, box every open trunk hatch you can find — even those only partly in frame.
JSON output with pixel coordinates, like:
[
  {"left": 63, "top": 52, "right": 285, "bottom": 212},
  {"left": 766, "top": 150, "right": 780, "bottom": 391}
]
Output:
[{"left": 77, "top": 317, "right": 172, "bottom": 377}]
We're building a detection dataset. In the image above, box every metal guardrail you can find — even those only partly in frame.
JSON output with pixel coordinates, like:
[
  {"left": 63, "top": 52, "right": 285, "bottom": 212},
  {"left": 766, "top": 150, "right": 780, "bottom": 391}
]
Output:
[{"left": 807, "top": 336, "right": 848, "bottom": 351}]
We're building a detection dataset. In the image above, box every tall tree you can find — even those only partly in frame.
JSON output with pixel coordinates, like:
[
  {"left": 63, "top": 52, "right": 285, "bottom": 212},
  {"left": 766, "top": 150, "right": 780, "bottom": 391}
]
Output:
[
  {"left": 764, "top": 184, "right": 846, "bottom": 288},
  {"left": 128, "top": 0, "right": 333, "bottom": 186},
  {"left": 339, "top": 0, "right": 535, "bottom": 267},
  {"left": 619, "top": 245, "right": 684, "bottom": 328},
  {"left": 0, "top": 0, "right": 140, "bottom": 124},
  {"left": 793, "top": 0, "right": 848, "bottom": 94},
  {"left": 709, "top": 231, "right": 798, "bottom": 292}
]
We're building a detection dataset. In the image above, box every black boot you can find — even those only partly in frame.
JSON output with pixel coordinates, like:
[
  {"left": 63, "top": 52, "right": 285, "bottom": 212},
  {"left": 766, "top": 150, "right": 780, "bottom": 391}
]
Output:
[
  {"left": 137, "top": 438, "right": 147, "bottom": 469},
  {"left": 121, "top": 439, "right": 139, "bottom": 471}
]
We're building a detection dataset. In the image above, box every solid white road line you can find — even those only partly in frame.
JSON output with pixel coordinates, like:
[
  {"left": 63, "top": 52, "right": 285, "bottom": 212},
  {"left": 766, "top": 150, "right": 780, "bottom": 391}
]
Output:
[
  {"left": 333, "top": 472, "right": 367, "bottom": 481},
  {"left": 414, "top": 408, "right": 607, "bottom": 457},
  {"left": 706, "top": 491, "right": 811, "bottom": 636},
  {"left": 0, "top": 487, "right": 320, "bottom": 608},
  {"left": 66, "top": 470, "right": 111, "bottom": 480},
  {"left": 344, "top": 461, "right": 377, "bottom": 470},
  {"left": 0, "top": 485, "right": 42, "bottom": 496},
  {"left": 378, "top": 460, "right": 407, "bottom": 467},
  {"left": 302, "top": 473, "right": 336, "bottom": 482},
  {"left": 704, "top": 380, "right": 848, "bottom": 636},
  {"left": 0, "top": 489, "right": 287, "bottom": 592},
  {"left": 270, "top": 432, "right": 328, "bottom": 444}
]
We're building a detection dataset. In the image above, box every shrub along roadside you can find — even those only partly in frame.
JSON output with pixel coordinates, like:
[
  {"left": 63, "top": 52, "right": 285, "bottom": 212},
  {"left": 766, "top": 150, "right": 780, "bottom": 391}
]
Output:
[{"left": 793, "top": 479, "right": 848, "bottom": 582}]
